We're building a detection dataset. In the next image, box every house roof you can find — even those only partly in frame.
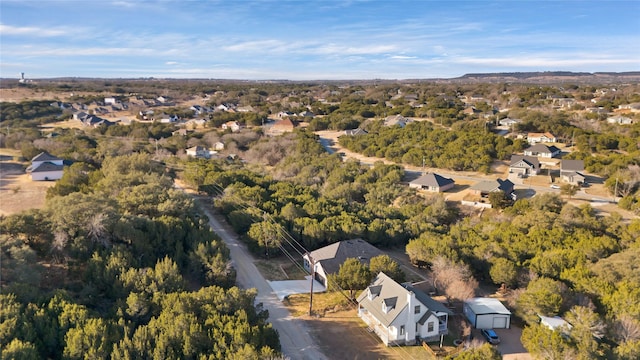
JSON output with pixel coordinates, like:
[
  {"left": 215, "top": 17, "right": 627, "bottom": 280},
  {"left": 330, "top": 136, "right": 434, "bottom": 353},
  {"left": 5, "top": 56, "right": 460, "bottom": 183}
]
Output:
[
  {"left": 403, "top": 283, "right": 452, "bottom": 315},
  {"left": 30, "top": 162, "right": 64, "bottom": 173},
  {"left": 272, "top": 118, "right": 296, "bottom": 129},
  {"left": 356, "top": 272, "right": 450, "bottom": 328},
  {"left": 509, "top": 155, "right": 540, "bottom": 168},
  {"left": 539, "top": 315, "right": 572, "bottom": 331},
  {"left": 526, "top": 143, "right": 560, "bottom": 154},
  {"left": 344, "top": 128, "right": 368, "bottom": 136},
  {"left": 470, "top": 178, "right": 514, "bottom": 193},
  {"left": 31, "top": 151, "right": 62, "bottom": 162},
  {"left": 464, "top": 297, "right": 511, "bottom": 315},
  {"left": 410, "top": 173, "right": 455, "bottom": 188},
  {"left": 561, "top": 159, "right": 584, "bottom": 172},
  {"left": 527, "top": 132, "right": 556, "bottom": 139},
  {"left": 309, "top": 239, "right": 383, "bottom": 275}
]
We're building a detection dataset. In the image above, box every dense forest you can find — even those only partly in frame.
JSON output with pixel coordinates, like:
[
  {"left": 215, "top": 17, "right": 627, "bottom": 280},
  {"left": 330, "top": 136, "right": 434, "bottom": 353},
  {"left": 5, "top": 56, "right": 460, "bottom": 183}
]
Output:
[
  {"left": 1, "top": 79, "right": 640, "bottom": 359},
  {"left": 0, "top": 153, "right": 280, "bottom": 359}
]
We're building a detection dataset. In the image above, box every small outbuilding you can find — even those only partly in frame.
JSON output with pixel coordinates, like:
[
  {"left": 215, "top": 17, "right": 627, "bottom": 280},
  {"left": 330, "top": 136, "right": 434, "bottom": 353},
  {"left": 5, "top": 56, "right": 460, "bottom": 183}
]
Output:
[{"left": 463, "top": 298, "right": 511, "bottom": 329}]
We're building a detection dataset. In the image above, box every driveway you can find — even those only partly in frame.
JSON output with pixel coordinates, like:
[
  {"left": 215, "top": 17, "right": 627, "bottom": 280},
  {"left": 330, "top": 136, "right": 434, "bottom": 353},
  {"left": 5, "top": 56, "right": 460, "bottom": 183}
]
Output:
[
  {"left": 203, "top": 207, "right": 328, "bottom": 360},
  {"left": 472, "top": 326, "right": 531, "bottom": 360},
  {"left": 269, "top": 276, "right": 326, "bottom": 300}
]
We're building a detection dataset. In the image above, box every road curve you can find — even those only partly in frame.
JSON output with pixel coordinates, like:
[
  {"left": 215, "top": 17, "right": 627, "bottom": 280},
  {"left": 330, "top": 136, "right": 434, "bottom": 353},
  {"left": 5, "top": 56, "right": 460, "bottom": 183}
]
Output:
[{"left": 203, "top": 207, "right": 327, "bottom": 360}]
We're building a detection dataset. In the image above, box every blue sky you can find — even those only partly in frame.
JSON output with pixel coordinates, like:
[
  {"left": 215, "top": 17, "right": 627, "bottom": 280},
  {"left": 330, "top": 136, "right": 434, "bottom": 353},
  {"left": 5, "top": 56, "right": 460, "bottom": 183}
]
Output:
[{"left": 1, "top": 0, "right": 639, "bottom": 80}]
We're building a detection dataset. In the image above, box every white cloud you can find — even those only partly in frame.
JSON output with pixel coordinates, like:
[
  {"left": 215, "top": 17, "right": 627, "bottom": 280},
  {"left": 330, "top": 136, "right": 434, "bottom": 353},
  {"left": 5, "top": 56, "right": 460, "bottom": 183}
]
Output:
[
  {"left": 165, "top": 61, "right": 179, "bottom": 65},
  {"left": 0, "top": 24, "right": 69, "bottom": 37}
]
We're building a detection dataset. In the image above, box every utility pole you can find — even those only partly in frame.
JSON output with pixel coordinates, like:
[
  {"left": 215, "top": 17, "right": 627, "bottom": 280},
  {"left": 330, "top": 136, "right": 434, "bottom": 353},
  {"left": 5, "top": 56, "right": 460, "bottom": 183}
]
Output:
[{"left": 308, "top": 254, "right": 315, "bottom": 316}]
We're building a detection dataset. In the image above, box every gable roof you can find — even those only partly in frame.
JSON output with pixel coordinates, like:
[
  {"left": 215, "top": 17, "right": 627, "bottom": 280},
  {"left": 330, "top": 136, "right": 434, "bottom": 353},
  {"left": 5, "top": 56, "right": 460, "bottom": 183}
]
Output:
[
  {"left": 528, "top": 132, "right": 556, "bottom": 139},
  {"left": 309, "top": 239, "right": 383, "bottom": 275},
  {"left": 470, "top": 178, "right": 514, "bottom": 193},
  {"left": 30, "top": 162, "right": 64, "bottom": 173},
  {"left": 344, "top": 128, "right": 368, "bottom": 136},
  {"left": 31, "top": 151, "right": 62, "bottom": 162},
  {"left": 272, "top": 118, "right": 296, "bottom": 129},
  {"left": 526, "top": 143, "right": 560, "bottom": 154},
  {"left": 561, "top": 159, "right": 584, "bottom": 172},
  {"left": 356, "top": 273, "right": 451, "bottom": 328},
  {"left": 510, "top": 155, "right": 540, "bottom": 169},
  {"left": 410, "top": 173, "right": 455, "bottom": 187},
  {"left": 464, "top": 297, "right": 511, "bottom": 315},
  {"left": 356, "top": 273, "right": 410, "bottom": 326}
]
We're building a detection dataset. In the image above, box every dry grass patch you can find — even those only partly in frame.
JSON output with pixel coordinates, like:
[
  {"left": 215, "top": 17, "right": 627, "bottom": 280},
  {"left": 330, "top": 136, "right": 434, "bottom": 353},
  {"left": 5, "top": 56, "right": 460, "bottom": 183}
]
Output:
[
  {"left": 253, "top": 257, "right": 307, "bottom": 281},
  {"left": 284, "top": 291, "right": 352, "bottom": 317}
]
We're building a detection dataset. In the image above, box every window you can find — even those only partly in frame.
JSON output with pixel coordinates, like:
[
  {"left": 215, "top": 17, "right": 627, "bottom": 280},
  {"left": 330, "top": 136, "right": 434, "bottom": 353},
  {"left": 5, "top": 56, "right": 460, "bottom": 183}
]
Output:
[
  {"left": 414, "top": 305, "right": 420, "bottom": 314},
  {"left": 427, "top": 322, "right": 434, "bottom": 332},
  {"left": 400, "top": 325, "right": 405, "bottom": 335},
  {"left": 416, "top": 323, "right": 419, "bottom": 332}
]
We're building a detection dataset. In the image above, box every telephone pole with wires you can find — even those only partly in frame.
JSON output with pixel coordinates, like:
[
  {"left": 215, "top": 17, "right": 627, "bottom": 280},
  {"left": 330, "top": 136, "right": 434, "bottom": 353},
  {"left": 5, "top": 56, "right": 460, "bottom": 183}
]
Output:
[{"left": 308, "top": 253, "right": 315, "bottom": 316}]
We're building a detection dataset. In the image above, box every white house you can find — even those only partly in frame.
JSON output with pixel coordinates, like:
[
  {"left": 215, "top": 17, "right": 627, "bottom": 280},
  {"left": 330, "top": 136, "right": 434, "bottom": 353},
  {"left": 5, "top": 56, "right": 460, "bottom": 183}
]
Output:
[
  {"left": 539, "top": 315, "right": 572, "bottom": 334},
  {"left": 186, "top": 146, "right": 212, "bottom": 159},
  {"left": 509, "top": 155, "right": 540, "bottom": 176},
  {"left": 357, "top": 272, "right": 452, "bottom": 346},
  {"left": 221, "top": 121, "right": 242, "bottom": 132},
  {"left": 27, "top": 152, "right": 64, "bottom": 181},
  {"left": 606, "top": 115, "right": 634, "bottom": 125},
  {"left": 524, "top": 143, "right": 561, "bottom": 158},
  {"left": 527, "top": 132, "right": 557, "bottom": 145},
  {"left": 303, "top": 239, "right": 384, "bottom": 288},
  {"left": 463, "top": 298, "right": 511, "bottom": 329},
  {"left": 560, "top": 159, "right": 586, "bottom": 185}
]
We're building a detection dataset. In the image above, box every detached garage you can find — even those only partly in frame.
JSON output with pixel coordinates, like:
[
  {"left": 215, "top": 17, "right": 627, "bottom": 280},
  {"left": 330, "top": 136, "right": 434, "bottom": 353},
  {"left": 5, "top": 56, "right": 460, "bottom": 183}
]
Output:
[{"left": 463, "top": 298, "right": 511, "bottom": 329}]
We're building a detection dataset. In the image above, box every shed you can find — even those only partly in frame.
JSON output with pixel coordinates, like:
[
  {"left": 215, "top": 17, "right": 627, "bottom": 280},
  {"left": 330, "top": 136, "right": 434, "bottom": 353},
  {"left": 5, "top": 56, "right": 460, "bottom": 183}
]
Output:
[{"left": 463, "top": 298, "right": 511, "bottom": 329}]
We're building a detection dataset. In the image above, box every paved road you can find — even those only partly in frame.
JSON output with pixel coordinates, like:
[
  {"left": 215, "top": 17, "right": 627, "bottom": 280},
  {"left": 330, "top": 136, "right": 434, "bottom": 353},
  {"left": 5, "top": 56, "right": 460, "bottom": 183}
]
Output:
[
  {"left": 203, "top": 208, "right": 328, "bottom": 360},
  {"left": 317, "top": 133, "right": 614, "bottom": 204}
]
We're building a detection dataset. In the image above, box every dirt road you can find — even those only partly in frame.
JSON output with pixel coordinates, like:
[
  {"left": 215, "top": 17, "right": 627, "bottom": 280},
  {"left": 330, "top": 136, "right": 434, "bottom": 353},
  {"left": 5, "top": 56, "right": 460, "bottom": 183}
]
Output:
[{"left": 203, "top": 208, "right": 327, "bottom": 360}]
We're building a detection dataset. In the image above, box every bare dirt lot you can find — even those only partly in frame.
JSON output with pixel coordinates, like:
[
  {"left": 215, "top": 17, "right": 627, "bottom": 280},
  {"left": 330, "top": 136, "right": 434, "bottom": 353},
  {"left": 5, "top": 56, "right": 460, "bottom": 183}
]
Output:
[{"left": 0, "top": 155, "right": 55, "bottom": 216}]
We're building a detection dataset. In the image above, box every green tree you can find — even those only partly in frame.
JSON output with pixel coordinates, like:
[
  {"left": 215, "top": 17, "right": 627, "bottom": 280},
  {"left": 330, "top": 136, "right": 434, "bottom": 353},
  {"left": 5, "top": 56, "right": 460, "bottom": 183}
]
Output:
[
  {"left": 445, "top": 343, "right": 501, "bottom": 360},
  {"left": 369, "top": 255, "right": 405, "bottom": 283},
  {"left": 565, "top": 306, "right": 608, "bottom": 360},
  {"left": 330, "top": 258, "right": 372, "bottom": 299},
  {"left": 489, "top": 257, "right": 518, "bottom": 288},
  {"left": 1, "top": 339, "right": 40, "bottom": 360},
  {"left": 516, "top": 277, "right": 569, "bottom": 324},
  {"left": 560, "top": 184, "right": 580, "bottom": 199},
  {"left": 521, "top": 323, "right": 573, "bottom": 360}
]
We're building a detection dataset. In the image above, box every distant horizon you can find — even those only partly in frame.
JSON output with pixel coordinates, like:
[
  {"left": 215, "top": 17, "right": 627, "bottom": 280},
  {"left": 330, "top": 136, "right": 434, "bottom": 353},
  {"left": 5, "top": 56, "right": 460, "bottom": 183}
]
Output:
[
  {"left": 2, "top": 1, "right": 639, "bottom": 80},
  {"left": 6, "top": 70, "right": 640, "bottom": 83}
]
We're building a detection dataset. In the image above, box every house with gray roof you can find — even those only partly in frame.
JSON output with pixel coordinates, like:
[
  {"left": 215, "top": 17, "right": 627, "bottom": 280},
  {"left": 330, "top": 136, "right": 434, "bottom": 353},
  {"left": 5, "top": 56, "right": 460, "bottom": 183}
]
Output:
[
  {"left": 344, "top": 128, "right": 368, "bottom": 136},
  {"left": 524, "top": 143, "right": 561, "bottom": 158},
  {"left": 509, "top": 155, "right": 540, "bottom": 176},
  {"left": 470, "top": 178, "right": 514, "bottom": 198},
  {"left": 357, "top": 272, "right": 452, "bottom": 346},
  {"left": 409, "top": 173, "right": 455, "bottom": 192},
  {"left": 560, "top": 159, "right": 586, "bottom": 184},
  {"left": 303, "top": 239, "right": 383, "bottom": 287},
  {"left": 27, "top": 152, "right": 64, "bottom": 181}
]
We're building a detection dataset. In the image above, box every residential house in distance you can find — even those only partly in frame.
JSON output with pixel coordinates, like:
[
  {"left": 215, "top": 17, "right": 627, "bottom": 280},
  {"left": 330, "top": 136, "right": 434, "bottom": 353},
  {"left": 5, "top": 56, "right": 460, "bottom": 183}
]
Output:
[
  {"left": 303, "top": 239, "right": 383, "bottom": 287},
  {"left": 527, "top": 132, "right": 557, "bottom": 145},
  {"left": 221, "top": 121, "right": 243, "bottom": 132},
  {"left": 27, "top": 152, "right": 64, "bottom": 181},
  {"left": 606, "top": 115, "right": 634, "bottom": 125},
  {"left": 213, "top": 142, "right": 225, "bottom": 151},
  {"left": 509, "top": 155, "right": 540, "bottom": 177},
  {"left": 409, "top": 173, "right": 455, "bottom": 192},
  {"left": 560, "top": 159, "right": 586, "bottom": 185},
  {"left": 384, "top": 114, "right": 410, "bottom": 127},
  {"left": 186, "top": 146, "right": 214, "bottom": 159},
  {"left": 357, "top": 272, "right": 452, "bottom": 346},
  {"left": 524, "top": 143, "right": 561, "bottom": 158},
  {"left": 498, "top": 117, "right": 521, "bottom": 128},
  {"left": 470, "top": 178, "right": 515, "bottom": 198},
  {"left": 266, "top": 118, "right": 297, "bottom": 136},
  {"left": 344, "top": 128, "right": 368, "bottom": 136}
]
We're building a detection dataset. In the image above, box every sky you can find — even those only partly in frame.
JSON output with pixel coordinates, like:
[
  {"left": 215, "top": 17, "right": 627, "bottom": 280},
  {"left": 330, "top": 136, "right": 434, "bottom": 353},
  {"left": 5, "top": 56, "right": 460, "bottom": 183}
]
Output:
[{"left": 1, "top": 0, "right": 639, "bottom": 80}]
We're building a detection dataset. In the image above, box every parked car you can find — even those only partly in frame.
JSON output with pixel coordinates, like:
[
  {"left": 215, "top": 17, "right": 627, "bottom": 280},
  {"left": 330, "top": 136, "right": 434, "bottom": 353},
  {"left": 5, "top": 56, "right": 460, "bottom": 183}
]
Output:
[
  {"left": 550, "top": 184, "right": 561, "bottom": 189},
  {"left": 481, "top": 329, "right": 500, "bottom": 345}
]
